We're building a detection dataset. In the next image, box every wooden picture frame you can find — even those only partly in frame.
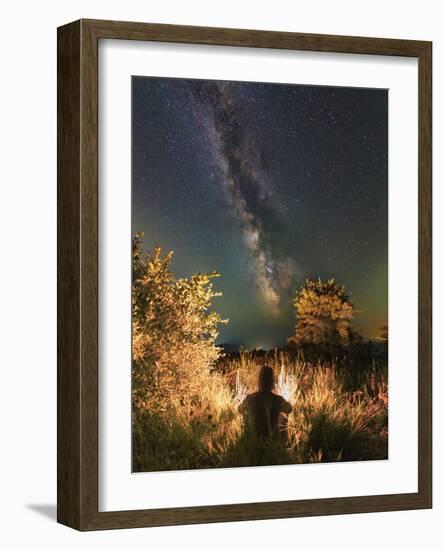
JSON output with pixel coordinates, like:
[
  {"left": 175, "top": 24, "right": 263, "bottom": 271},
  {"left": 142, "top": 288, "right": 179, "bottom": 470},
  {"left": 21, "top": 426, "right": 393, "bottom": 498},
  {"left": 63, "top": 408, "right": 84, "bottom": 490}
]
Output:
[{"left": 57, "top": 19, "right": 432, "bottom": 530}]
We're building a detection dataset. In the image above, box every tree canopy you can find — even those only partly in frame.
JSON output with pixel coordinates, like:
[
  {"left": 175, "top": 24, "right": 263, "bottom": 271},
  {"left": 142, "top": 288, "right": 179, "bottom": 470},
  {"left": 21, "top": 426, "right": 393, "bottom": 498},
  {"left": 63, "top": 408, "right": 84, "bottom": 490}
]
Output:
[
  {"left": 288, "top": 277, "right": 355, "bottom": 350},
  {"left": 132, "top": 233, "right": 226, "bottom": 410}
]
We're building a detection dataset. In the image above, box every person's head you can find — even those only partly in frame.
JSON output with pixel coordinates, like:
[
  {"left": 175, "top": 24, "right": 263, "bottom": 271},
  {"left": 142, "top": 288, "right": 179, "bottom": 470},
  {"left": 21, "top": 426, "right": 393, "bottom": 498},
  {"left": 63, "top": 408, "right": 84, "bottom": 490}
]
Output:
[{"left": 258, "top": 365, "right": 275, "bottom": 392}]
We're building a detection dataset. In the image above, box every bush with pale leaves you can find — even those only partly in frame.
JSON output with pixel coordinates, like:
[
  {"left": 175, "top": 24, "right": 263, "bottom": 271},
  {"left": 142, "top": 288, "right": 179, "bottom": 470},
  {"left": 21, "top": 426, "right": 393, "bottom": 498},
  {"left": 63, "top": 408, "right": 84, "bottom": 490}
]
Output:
[{"left": 132, "top": 233, "right": 226, "bottom": 412}]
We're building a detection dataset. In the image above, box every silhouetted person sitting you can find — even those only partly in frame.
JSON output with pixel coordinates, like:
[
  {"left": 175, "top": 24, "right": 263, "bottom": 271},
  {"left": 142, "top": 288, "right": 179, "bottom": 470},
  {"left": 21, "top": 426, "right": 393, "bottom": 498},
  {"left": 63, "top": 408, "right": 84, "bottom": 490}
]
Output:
[{"left": 238, "top": 365, "right": 292, "bottom": 441}]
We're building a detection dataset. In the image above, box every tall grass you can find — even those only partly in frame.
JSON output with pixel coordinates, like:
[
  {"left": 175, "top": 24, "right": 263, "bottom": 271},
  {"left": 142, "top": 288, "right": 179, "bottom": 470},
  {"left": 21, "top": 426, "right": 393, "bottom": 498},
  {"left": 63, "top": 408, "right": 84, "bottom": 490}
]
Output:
[{"left": 132, "top": 350, "right": 388, "bottom": 472}]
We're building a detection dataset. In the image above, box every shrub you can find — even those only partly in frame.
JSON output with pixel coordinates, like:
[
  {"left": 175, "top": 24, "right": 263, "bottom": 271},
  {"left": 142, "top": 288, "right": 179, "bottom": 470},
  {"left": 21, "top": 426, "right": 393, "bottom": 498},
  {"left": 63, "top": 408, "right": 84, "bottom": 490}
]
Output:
[{"left": 132, "top": 233, "right": 226, "bottom": 411}]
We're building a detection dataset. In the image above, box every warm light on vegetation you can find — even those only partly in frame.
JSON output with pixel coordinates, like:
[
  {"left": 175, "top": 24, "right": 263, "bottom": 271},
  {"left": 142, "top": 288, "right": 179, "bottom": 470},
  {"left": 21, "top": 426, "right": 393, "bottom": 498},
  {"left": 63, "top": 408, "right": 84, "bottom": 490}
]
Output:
[{"left": 132, "top": 235, "right": 388, "bottom": 472}]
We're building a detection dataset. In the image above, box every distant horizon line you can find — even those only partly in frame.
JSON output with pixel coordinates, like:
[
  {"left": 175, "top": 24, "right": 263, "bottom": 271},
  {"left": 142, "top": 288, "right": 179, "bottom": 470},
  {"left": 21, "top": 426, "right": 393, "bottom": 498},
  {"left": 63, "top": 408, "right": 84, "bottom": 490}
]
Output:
[{"left": 217, "top": 339, "right": 387, "bottom": 351}]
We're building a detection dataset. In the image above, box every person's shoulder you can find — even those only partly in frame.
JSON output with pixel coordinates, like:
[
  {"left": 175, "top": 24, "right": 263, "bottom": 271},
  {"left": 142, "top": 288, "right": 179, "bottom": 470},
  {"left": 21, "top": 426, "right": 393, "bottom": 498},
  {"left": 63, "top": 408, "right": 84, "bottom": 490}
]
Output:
[
  {"left": 246, "top": 392, "right": 260, "bottom": 402},
  {"left": 273, "top": 393, "right": 285, "bottom": 402},
  {"left": 239, "top": 393, "right": 254, "bottom": 412},
  {"left": 275, "top": 393, "right": 293, "bottom": 412},
  {"left": 248, "top": 391, "right": 260, "bottom": 399}
]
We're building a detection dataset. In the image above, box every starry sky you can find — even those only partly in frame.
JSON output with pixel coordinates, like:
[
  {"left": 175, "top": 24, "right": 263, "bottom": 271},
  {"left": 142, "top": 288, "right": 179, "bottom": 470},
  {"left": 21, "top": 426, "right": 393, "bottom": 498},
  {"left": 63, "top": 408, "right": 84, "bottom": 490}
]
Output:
[{"left": 132, "top": 77, "right": 388, "bottom": 348}]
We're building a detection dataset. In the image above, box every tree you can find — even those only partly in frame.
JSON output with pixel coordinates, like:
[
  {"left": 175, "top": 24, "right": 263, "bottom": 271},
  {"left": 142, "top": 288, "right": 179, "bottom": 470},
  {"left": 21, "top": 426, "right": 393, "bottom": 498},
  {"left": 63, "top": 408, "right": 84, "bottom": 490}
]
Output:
[
  {"left": 378, "top": 323, "right": 388, "bottom": 344},
  {"left": 132, "top": 233, "right": 226, "bottom": 411},
  {"left": 288, "top": 278, "right": 355, "bottom": 350}
]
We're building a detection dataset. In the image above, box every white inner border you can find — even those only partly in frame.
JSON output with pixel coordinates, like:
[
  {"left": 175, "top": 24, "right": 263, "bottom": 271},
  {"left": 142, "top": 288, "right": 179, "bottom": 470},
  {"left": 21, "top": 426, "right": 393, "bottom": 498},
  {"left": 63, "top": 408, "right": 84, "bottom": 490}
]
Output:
[{"left": 98, "top": 39, "right": 418, "bottom": 512}]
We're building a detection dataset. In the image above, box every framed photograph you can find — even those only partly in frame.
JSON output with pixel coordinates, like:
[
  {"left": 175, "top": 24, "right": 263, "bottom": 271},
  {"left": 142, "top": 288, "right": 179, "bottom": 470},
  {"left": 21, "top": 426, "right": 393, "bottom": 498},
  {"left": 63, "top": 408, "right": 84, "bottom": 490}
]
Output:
[{"left": 57, "top": 19, "right": 432, "bottom": 530}]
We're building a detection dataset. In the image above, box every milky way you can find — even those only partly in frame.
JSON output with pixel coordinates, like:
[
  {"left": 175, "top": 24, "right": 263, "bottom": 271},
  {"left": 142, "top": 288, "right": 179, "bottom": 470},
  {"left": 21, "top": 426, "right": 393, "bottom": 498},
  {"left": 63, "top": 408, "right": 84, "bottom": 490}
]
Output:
[
  {"left": 132, "top": 77, "right": 388, "bottom": 345},
  {"left": 192, "top": 81, "right": 297, "bottom": 313}
]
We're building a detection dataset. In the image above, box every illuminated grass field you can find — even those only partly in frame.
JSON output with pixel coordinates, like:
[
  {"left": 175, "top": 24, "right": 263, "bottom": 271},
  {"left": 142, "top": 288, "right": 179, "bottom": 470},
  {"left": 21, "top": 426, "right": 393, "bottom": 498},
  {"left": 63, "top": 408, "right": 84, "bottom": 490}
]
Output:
[{"left": 132, "top": 350, "right": 388, "bottom": 472}]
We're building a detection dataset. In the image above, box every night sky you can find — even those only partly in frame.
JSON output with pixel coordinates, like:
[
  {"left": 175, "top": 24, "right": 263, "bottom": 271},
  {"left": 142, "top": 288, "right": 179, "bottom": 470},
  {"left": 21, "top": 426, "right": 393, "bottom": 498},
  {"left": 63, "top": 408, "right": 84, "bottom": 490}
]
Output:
[{"left": 132, "top": 77, "right": 388, "bottom": 348}]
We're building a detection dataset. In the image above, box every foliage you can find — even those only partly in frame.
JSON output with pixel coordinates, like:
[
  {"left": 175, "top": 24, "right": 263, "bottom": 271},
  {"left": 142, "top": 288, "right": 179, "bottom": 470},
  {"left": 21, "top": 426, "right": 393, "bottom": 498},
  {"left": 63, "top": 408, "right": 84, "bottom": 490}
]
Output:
[
  {"left": 378, "top": 323, "right": 389, "bottom": 344},
  {"left": 131, "top": 238, "right": 388, "bottom": 472},
  {"left": 132, "top": 232, "right": 226, "bottom": 412},
  {"left": 288, "top": 278, "right": 355, "bottom": 350}
]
